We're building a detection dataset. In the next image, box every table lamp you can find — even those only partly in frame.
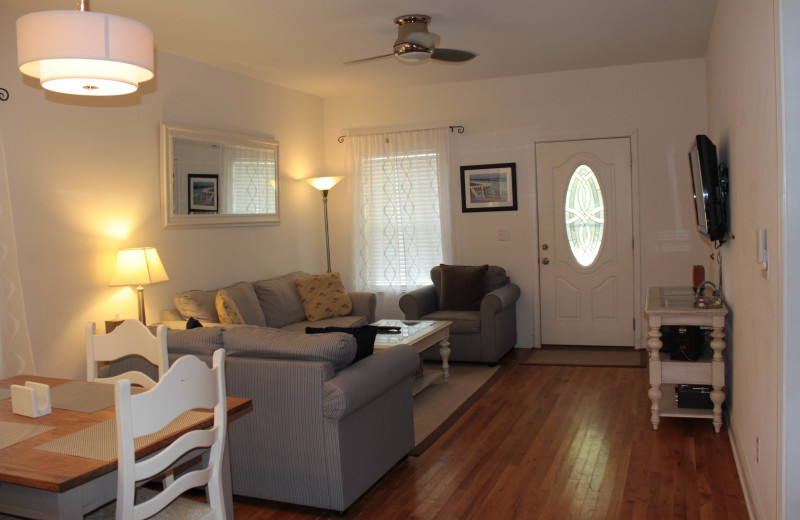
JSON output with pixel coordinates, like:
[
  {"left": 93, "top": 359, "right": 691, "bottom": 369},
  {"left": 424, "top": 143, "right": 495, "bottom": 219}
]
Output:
[
  {"left": 305, "top": 176, "right": 344, "bottom": 272},
  {"left": 109, "top": 247, "right": 169, "bottom": 324}
]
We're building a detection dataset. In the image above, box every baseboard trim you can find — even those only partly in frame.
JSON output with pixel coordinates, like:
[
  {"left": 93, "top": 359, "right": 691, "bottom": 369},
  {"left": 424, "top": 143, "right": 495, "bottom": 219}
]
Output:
[{"left": 727, "top": 415, "right": 761, "bottom": 519}]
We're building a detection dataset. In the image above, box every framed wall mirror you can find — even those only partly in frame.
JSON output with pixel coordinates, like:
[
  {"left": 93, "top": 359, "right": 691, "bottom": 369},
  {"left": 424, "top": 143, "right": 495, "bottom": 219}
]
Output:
[{"left": 159, "top": 122, "right": 279, "bottom": 228}]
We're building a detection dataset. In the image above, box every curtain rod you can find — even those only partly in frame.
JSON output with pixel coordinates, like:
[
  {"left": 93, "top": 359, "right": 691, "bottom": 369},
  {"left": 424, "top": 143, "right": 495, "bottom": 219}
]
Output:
[{"left": 337, "top": 125, "right": 465, "bottom": 143}]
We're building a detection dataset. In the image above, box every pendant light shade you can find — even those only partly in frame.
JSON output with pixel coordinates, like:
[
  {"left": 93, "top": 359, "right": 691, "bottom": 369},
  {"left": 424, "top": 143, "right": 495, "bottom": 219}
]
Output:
[{"left": 16, "top": 10, "right": 154, "bottom": 96}]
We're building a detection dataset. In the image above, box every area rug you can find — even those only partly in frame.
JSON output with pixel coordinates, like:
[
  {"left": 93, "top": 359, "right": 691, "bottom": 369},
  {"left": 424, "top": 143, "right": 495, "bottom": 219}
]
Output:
[
  {"left": 520, "top": 346, "right": 646, "bottom": 368},
  {"left": 411, "top": 362, "right": 502, "bottom": 456}
]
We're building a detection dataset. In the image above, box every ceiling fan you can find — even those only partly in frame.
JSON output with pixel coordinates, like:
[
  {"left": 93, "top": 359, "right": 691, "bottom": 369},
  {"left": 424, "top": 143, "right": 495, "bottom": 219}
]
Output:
[{"left": 345, "top": 14, "right": 477, "bottom": 65}]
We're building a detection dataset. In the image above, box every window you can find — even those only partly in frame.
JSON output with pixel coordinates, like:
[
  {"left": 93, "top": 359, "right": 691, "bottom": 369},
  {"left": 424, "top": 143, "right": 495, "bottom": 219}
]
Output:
[
  {"left": 226, "top": 146, "right": 277, "bottom": 214},
  {"left": 348, "top": 128, "right": 451, "bottom": 299},
  {"left": 565, "top": 164, "right": 604, "bottom": 266}
]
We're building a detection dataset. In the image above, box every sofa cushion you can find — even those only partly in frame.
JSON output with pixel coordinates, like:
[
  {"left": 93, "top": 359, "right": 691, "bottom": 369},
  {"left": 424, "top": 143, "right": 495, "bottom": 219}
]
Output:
[
  {"left": 438, "top": 264, "right": 488, "bottom": 311},
  {"left": 223, "top": 325, "right": 356, "bottom": 371},
  {"left": 253, "top": 271, "right": 309, "bottom": 328},
  {"left": 167, "top": 327, "right": 225, "bottom": 356},
  {"left": 279, "top": 315, "right": 369, "bottom": 333},
  {"left": 174, "top": 289, "right": 218, "bottom": 322},
  {"left": 219, "top": 282, "right": 266, "bottom": 327},
  {"left": 423, "top": 310, "right": 482, "bottom": 334},
  {"left": 306, "top": 325, "right": 378, "bottom": 362},
  {"left": 295, "top": 272, "right": 353, "bottom": 322}
]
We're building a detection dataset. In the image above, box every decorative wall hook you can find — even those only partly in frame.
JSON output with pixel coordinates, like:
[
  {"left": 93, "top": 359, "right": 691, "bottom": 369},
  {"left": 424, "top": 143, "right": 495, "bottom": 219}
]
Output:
[
  {"left": 11, "top": 381, "right": 52, "bottom": 418},
  {"left": 0, "top": 88, "right": 9, "bottom": 102}
]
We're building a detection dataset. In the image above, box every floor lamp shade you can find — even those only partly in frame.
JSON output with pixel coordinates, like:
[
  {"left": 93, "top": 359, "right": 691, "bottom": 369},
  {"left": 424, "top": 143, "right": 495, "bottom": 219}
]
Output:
[
  {"left": 109, "top": 248, "right": 168, "bottom": 323},
  {"left": 17, "top": 10, "right": 154, "bottom": 96}
]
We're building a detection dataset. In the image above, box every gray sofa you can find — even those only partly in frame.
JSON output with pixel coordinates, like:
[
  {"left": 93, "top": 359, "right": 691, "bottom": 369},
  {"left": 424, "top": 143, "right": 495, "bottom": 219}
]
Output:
[
  {"left": 104, "top": 325, "right": 419, "bottom": 513},
  {"left": 399, "top": 265, "right": 520, "bottom": 364},
  {"left": 160, "top": 271, "right": 376, "bottom": 332}
]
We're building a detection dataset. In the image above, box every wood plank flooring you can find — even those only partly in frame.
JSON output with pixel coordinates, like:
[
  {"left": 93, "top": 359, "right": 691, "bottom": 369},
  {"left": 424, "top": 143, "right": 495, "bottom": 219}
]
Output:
[{"left": 230, "top": 350, "right": 749, "bottom": 519}]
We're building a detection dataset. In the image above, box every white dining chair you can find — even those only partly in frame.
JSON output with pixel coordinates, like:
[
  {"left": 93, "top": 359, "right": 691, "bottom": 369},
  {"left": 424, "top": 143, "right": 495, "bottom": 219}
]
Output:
[
  {"left": 86, "top": 320, "right": 168, "bottom": 389},
  {"left": 87, "top": 349, "right": 228, "bottom": 520}
]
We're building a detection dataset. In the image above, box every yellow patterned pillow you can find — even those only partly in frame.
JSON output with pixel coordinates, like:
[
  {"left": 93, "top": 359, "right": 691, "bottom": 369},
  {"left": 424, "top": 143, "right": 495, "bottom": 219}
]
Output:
[
  {"left": 295, "top": 272, "right": 353, "bottom": 322},
  {"left": 215, "top": 288, "right": 245, "bottom": 325}
]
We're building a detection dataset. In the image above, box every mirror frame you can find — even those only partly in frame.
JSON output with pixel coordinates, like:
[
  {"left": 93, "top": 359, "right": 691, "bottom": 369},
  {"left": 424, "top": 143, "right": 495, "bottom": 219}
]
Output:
[{"left": 159, "top": 122, "right": 280, "bottom": 228}]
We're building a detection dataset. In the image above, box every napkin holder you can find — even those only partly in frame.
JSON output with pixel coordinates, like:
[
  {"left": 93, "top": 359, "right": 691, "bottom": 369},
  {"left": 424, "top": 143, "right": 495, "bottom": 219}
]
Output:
[{"left": 11, "top": 381, "right": 51, "bottom": 418}]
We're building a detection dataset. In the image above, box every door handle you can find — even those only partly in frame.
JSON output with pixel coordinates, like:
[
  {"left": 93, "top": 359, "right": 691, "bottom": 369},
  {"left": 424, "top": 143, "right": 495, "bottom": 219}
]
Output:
[{"left": 542, "top": 258, "right": 550, "bottom": 265}]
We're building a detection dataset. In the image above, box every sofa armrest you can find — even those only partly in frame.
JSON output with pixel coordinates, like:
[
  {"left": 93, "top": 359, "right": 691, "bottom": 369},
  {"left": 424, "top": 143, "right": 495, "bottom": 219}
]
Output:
[
  {"left": 399, "top": 285, "right": 439, "bottom": 319},
  {"left": 322, "top": 344, "right": 418, "bottom": 420},
  {"left": 481, "top": 282, "right": 521, "bottom": 315},
  {"left": 348, "top": 291, "right": 376, "bottom": 323},
  {"left": 161, "top": 308, "right": 184, "bottom": 322}
]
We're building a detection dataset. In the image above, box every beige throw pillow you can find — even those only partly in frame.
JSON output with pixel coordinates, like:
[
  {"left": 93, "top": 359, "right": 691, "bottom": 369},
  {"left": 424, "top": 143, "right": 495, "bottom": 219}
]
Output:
[
  {"left": 295, "top": 272, "right": 353, "bottom": 322},
  {"left": 216, "top": 288, "right": 245, "bottom": 325}
]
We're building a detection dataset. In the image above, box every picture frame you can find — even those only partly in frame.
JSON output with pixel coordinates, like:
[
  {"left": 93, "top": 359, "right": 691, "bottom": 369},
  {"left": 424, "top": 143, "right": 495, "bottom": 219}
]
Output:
[
  {"left": 460, "top": 163, "right": 518, "bottom": 212},
  {"left": 188, "top": 174, "right": 219, "bottom": 213}
]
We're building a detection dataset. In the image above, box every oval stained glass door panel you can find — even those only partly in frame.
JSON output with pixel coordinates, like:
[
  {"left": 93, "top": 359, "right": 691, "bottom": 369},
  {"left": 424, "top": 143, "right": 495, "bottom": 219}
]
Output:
[{"left": 564, "top": 164, "right": 604, "bottom": 266}]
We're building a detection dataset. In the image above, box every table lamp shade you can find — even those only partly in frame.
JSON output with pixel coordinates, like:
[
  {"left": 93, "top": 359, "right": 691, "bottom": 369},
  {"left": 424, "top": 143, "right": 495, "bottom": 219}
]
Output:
[{"left": 110, "top": 247, "right": 168, "bottom": 287}]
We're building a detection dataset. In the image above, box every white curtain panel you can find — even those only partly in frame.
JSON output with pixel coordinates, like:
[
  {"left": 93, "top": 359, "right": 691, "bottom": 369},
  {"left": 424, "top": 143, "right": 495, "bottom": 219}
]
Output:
[
  {"left": 347, "top": 127, "right": 452, "bottom": 319},
  {"left": 0, "top": 135, "right": 35, "bottom": 378}
]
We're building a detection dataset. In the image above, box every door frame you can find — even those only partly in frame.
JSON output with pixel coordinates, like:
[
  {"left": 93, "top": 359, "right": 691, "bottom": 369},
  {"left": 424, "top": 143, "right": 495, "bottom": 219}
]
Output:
[{"left": 530, "top": 130, "right": 642, "bottom": 349}]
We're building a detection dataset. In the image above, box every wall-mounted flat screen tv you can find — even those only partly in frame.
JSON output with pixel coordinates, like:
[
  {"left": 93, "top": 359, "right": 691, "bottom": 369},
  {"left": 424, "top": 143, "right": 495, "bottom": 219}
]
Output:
[{"left": 688, "top": 135, "right": 728, "bottom": 243}]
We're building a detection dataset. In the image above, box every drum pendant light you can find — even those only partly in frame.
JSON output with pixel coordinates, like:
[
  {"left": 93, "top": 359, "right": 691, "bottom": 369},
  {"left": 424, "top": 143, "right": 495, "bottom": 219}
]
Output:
[{"left": 16, "top": 1, "right": 154, "bottom": 96}]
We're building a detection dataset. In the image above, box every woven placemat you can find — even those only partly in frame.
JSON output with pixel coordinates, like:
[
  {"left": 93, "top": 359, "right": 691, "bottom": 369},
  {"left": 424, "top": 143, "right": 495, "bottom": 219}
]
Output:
[
  {"left": 0, "top": 388, "right": 10, "bottom": 400},
  {"left": 49, "top": 381, "right": 116, "bottom": 413},
  {"left": 36, "top": 410, "right": 212, "bottom": 461},
  {"left": 0, "top": 420, "right": 55, "bottom": 450}
]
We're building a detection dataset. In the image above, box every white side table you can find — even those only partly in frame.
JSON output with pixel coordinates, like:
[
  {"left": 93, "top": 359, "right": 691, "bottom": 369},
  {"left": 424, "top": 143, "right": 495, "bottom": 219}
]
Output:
[{"left": 644, "top": 286, "right": 729, "bottom": 432}]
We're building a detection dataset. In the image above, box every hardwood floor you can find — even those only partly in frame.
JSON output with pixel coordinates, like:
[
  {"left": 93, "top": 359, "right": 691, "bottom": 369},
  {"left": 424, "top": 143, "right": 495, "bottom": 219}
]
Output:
[{"left": 231, "top": 350, "right": 749, "bottom": 519}]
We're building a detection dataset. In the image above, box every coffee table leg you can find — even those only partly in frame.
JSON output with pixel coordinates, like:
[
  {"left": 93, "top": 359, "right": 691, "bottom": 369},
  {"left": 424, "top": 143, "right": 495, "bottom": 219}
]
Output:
[{"left": 439, "top": 339, "right": 450, "bottom": 382}]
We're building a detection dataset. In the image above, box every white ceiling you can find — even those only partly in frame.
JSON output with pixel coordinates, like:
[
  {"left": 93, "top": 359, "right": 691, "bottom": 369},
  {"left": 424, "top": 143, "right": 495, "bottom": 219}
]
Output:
[{"left": 1, "top": 0, "right": 718, "bottom": 99}]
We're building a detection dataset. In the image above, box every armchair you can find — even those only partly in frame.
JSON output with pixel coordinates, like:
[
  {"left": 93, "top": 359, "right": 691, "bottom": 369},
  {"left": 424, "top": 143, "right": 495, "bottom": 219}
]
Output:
[{"left": 399, "top": 265, "right": 520, "bottom": 363}]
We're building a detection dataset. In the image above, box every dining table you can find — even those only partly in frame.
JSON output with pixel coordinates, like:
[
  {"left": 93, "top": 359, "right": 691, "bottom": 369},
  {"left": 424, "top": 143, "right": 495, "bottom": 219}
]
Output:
[{"left": 0, "top": 374, "right": 252, "bottom": 520}]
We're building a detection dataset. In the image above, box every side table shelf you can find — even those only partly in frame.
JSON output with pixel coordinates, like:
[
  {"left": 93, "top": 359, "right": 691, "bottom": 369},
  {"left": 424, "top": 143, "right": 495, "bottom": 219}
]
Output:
[{"left": 645, "top": 286, "right": 728, "bottom": 432}]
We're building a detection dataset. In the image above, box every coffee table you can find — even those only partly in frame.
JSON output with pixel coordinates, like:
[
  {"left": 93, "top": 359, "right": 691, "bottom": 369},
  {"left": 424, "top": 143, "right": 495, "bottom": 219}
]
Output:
[{"left": 373, "top": 319, "right": 451, "bottom": 395}]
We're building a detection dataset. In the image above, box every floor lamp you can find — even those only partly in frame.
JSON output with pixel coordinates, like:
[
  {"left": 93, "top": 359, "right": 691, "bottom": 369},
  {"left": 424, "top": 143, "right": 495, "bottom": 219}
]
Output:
[
  {"left": 305, "top": 177, "right": 344, "bottom": 272},
  {"left": 109, "top": 247, "right": 169, "bottom": 324}
]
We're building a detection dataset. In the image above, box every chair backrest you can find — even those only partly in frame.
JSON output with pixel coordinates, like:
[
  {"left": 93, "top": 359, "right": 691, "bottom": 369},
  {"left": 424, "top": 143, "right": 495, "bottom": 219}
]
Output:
[
  {"left": 86, "top": 320, "right": 168, "bottom": 389},
  {"left": 430, "top": 265, "right": 510, "bottom": 295},
  {"left": 114, "top": 349, "right": 227, "bottom": 520}
]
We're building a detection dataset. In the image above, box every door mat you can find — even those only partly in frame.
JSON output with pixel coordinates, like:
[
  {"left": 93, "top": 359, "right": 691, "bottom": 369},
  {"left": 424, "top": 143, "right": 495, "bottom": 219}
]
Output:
[
  {"left": 410, "top": 362, "right": 504, "bottom": 456},
  {"left": 520, "top": 346, "right": 646, "bottom": 368}
]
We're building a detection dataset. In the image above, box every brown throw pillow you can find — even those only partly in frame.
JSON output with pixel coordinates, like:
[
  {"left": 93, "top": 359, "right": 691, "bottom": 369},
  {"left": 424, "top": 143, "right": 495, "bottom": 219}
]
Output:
[
  {"left": 439, "top": 264, "right": 489, "bottom": 311},
  {"left": 216, "top": 288, "right": 246, "bottom": 325},
  {"left": 295, "top": 272, "right": 353, "bottom": 322}
]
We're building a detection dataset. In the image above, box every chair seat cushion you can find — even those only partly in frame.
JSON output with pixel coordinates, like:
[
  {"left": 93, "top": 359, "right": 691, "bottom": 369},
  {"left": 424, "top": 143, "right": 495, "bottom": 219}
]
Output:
[
  {"left": 422, "top": 310, "right": 481, "bottom": 334},
  {"left": 86, "top": 487, "right": 213, "bottom": 519}
]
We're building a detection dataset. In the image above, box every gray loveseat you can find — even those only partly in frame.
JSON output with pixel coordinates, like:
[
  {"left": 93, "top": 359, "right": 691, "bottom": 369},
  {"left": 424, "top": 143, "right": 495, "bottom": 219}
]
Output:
[
  {"left": 104, "top": 325, "right": 419, "bottom": 513},
  {"left": 160, "top": 271, "right": 376, "bottom": 332}
]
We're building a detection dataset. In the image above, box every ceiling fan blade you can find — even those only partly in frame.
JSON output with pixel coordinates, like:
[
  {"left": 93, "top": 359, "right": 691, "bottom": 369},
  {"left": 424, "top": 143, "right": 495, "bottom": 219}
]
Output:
[
  {"left": 430, "top": 48, "right": 477, "bottom": 62},
  {"left": 343, "top": 53, "right": 394, "bottom": 65}
]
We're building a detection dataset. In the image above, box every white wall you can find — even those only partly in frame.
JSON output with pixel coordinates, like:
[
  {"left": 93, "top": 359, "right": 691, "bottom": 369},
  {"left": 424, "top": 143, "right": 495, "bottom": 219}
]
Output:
[
  {"left": 323, "top": 59, "right": 710, "bottom": 348},
  {"left": 706, "top": 0, "right": 782, "bottom": 518},
  {"left": 781, "top": 0, "right": 800, "bottom": 517},
  {"left": 0, "top": 4, "right": 327, "bottom": 379}
]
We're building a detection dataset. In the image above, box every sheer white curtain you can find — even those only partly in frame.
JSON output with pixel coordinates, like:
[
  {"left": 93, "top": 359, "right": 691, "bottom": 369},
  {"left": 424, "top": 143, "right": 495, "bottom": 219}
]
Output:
[
  {"left": 222, "top": 145, "right": 277, "bottom": 214},
  {"left": 0, "top": 135, "right": 34, "bottom": 378},
  {"left": 347, "top": 127, "right": 452, "bottom": 319}
]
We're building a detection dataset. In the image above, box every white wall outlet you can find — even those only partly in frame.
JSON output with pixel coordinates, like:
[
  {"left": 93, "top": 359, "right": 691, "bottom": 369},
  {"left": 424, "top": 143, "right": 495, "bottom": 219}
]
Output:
[{"left": 497, "top": 229, "right": 510, "bottom": 241}]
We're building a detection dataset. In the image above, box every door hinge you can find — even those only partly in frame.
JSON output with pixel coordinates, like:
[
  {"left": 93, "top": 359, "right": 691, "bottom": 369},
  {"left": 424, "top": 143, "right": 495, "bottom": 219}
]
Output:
[{"left": 633, "top": 318, "right": 636, "bottom": 330}]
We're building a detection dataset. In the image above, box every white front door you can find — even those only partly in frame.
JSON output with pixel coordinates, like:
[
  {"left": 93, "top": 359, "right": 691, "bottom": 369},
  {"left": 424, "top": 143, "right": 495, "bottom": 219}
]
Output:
[{"left": 536, "top": 138, "right": 634, "bottom": 346}]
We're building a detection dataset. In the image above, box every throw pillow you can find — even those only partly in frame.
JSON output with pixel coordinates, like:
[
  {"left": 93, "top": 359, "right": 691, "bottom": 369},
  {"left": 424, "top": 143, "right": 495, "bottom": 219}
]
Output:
[
  {"left": 295, "top": 272, "right": 353, "bottom": 322},
  {"left": 216, "top": 288, "right": 246, "bottom": 325},
  {"left": 439, "top": 264, "right": 489, "bottom": 311},
  {"left": 306, "top": 325, "right": 378, "bottom": 362},
  {"left": 186, "top": 317, "right": 204, "bottom": 329}
]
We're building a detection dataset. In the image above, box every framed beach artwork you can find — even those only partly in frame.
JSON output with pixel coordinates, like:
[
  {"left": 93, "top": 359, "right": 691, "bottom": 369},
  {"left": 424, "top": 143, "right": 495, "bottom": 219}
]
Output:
[
  {"left": 460, "top": 163, "right": 518, "bottom": 212},
  {"left": 188, "top": 174, "right": 219, "bottom": 213}
]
